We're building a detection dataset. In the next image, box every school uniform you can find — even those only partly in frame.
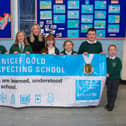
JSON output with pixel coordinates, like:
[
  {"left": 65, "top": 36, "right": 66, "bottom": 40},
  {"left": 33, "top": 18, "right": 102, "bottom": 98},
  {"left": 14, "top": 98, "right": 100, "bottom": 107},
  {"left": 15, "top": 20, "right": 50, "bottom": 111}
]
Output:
[
  {"left": 0, "top": 45, "right": 7, "bottom": 54},
  {"left": 9, "top": 42, "right": 32, "bottom": 54},
  {"left": 60, "top": 50, "right": 77, "bottom": 55},
  {"left": 41, "top": 47, "right": 59, "bottom": 55},
  {"left": 78, "top": 40, "right": 103, "bottom": 54},
  {"left": 106, "top": 56, "right": 122, "bottom": 111},
  {"left": 27, "top": 35, "right": 45, "bottom": 54}
]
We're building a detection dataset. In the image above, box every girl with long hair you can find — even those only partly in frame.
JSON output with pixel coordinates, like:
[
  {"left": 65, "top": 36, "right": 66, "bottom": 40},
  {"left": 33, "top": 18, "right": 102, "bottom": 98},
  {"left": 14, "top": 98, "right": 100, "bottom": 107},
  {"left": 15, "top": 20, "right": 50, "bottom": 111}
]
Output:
[
  {"left": 9, "top": 31, "right": 32, "bottom": 54},
  {"left": 41, "top": 34, "right": 59, "bottom": 55}
]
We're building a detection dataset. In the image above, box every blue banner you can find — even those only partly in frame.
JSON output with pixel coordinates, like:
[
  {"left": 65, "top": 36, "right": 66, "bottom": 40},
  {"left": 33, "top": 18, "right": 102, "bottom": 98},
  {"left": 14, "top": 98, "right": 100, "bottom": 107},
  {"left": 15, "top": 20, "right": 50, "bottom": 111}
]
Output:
[
  {"left": 0, "top": 54, "right": 107, "bottom": 107},
  {"left": 0, "top": 54, "right": 107, "bottom": 76}
]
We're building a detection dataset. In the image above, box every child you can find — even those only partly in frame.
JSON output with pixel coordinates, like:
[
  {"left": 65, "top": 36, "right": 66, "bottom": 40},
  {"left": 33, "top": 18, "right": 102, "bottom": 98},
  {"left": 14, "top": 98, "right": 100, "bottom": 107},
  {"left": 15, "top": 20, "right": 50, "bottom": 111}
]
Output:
[
  {"left": 60, "top": 40, "right": 77, "bottom": 55},
  {"left": 9, "top": 31, "right": 32, "bottom": 54},
  {"left": 78, "top": 28, "right": 104, "bottom": 54},
  {"left": 0, "top": 45, "right": 8, "bottom": 54},
  {"left": 27, "top": 24, "right": 45, "bottom": 54},
  {"left": 105, "top": 44, "right": 122, "bottom": 111},
  {"left": 41, "top": 34, "right": 59, "bottom": 55}
]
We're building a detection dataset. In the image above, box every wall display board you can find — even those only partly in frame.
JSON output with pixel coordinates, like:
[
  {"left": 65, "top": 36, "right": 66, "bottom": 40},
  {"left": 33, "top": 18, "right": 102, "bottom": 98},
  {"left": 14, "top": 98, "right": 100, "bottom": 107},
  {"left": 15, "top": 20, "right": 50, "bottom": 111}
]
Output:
[
  {"left": 37, "top": 0, "right": 126, "bottom": 39},
  {"left": 0, "top": 54, "right": 106, "bottom": 108},
  {"left": 0, "top": 0, "right": 12, "bottom": 40}
]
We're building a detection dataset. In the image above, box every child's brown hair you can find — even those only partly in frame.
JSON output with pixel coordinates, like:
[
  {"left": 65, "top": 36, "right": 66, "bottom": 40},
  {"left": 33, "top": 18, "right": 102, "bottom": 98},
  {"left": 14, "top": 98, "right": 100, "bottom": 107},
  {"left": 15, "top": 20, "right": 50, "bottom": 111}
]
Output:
[
  {"left": 87, "top": 28, "right": 96, "bottom": 34},
  {"left": 63, "top": 40, "right": 74, "bottom": 47},
  {"left": 108, "top": 44, "right": 117, "bottom": 51}
]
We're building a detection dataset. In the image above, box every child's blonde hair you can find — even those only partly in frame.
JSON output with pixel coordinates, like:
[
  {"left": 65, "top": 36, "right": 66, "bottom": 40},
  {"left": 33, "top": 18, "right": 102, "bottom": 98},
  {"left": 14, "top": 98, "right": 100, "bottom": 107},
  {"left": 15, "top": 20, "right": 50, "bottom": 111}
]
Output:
[{"left": 15, "top": 31, "right": 29, "bottom": 46}]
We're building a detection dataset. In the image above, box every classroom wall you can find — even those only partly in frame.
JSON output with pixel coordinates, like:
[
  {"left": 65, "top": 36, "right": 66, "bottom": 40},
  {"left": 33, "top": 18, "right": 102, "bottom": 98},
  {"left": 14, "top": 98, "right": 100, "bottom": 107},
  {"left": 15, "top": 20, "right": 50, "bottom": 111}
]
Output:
[
  {"left": 0, "top": 0, "right": 125, "bottom": 80},
  {"left": 122, "top": 40, "right": 126, "bottom": 80}
]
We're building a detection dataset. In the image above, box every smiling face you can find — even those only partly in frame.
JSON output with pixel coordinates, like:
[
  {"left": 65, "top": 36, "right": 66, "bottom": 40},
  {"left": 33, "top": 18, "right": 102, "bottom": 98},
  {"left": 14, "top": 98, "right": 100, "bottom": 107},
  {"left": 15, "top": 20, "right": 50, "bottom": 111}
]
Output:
[
  {"left": 45, "top": 35, "right": 55, "bottom": 48},
  {"left": 32, "top": 24, "right": 40, "bottom": 36},
  {"left": 64, "top": 41, "right": 73, "bottom": 52},
  {"left": 17, "top": 32, "right": 25, "bottom": 43},
  {"left": 108, "top": 46, "right": 117, "bottom": 57},
  {"left": 47, "top": 40, "right": 54, "bottom": 47},
  {"left": 87, "top": 31, "right": 96, "bottom": 42}
]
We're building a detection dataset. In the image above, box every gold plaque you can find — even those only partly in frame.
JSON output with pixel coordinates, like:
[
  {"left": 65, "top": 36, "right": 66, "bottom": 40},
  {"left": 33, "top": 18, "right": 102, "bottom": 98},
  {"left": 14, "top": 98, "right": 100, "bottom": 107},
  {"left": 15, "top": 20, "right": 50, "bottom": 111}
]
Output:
[{"left": 83, "top": 64, "right": 93, "bottom": 75}]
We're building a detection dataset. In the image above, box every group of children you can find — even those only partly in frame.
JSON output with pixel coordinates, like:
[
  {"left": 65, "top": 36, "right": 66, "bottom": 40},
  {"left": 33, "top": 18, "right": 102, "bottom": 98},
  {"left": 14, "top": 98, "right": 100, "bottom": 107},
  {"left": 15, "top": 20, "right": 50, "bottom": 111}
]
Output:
[{"left": 0, "top": 24, "right": 122, "bottom": 111}]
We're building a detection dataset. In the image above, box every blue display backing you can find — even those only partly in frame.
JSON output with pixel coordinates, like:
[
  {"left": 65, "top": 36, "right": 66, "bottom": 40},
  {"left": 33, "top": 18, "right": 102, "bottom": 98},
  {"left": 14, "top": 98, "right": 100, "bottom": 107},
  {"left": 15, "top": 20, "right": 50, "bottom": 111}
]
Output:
[
  {"left": 37, "top": 0, "right": 126, "bottom": 39},
  {"left": 0, "top": 0, "right": 12, "bottom": 39}
]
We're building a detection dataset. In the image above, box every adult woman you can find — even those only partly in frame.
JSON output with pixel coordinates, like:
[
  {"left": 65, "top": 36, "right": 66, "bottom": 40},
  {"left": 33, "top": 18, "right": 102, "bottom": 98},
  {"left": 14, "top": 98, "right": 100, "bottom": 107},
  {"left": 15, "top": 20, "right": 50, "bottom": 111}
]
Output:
[{"left": 27, "top": 24, "right": 45, "bottom": 54}]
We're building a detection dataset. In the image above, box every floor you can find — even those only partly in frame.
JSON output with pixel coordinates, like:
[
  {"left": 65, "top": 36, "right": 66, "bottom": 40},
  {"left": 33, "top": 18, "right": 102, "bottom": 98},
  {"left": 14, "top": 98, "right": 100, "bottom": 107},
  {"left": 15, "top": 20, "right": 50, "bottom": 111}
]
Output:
[{"left": 0, "top": 85, "right": 126, "bottom": 126}]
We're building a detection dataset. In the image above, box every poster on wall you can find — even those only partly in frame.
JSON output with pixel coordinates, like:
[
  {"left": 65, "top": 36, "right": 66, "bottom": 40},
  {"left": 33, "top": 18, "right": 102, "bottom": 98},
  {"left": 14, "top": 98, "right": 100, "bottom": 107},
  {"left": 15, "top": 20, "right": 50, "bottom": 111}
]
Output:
[
  {"left": 0, "top": 0, "right": 12, "bottom": 40},
  {"left": 36, "top": 0, "right": 126, "bottom": 39}
]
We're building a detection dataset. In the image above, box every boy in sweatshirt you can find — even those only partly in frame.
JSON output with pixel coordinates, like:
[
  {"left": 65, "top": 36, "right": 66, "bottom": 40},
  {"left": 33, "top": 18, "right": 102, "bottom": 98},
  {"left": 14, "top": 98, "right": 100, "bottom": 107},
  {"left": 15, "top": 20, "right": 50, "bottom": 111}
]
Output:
[
  {"left": 78, "top": 28, "right": 104, "bottom": 54},
  {"left": 105, "top": 44, "right": 122, "bottom": 111}
]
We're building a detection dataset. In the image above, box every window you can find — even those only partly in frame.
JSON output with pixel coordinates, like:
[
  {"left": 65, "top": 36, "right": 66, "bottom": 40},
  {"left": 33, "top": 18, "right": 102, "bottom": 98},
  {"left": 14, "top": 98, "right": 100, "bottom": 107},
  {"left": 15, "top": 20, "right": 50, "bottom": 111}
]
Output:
[{"left": 18, "top": 0, "right": 35, "bottom": 36}]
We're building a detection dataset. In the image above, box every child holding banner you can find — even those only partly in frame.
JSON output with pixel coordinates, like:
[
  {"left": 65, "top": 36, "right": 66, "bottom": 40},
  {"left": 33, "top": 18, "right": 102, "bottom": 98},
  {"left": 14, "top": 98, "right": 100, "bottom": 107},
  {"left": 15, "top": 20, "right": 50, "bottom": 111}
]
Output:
[
  {"left": 0, "top": 45, "right": 8, "bottom": 54},
  {"left": 9, "top": 31, "right": 32, "bottom": 54},
  {"left": 41, "top": 34, "right": 59, "bottom": 55},
  {"left": 78, "top": 28, "right": 104, "bottom": 54},
  {"left": 105, "top": 44, "right": 122, "bottom": 111},
  {"left": 60, "top": 40, "right": 77, "bottom": 55}
]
